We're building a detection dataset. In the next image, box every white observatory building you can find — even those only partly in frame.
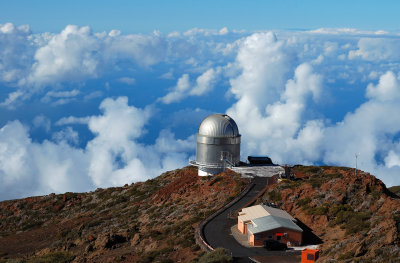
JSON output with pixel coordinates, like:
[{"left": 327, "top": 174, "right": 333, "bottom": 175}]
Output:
[{"left": 190, "top": 114, "right": 241, "bottom": 176}]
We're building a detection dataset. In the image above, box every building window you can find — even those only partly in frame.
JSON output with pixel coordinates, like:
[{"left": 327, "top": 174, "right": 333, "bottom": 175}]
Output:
[
  {"left": 255, "top": 235, "right": 260, "bottom": 240},
  {"left": 268, "top": 235, "right": 273, "bottom": 239}
]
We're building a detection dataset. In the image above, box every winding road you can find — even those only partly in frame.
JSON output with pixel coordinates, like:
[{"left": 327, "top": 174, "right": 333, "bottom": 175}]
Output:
[{"left": 202, "top": 175, "right": 301, "bottom": 263}]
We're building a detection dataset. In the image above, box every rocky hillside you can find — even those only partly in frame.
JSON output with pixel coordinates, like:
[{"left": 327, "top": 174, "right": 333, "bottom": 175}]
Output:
[
  {"left": 262, "top": 166, "right": 400, "bottom": 263},
  {"left": 2, "top": 164, "right": 400, "bottom": 263},
  {"left": 0, "top": 166, "right": 247, "bottom": 263}
]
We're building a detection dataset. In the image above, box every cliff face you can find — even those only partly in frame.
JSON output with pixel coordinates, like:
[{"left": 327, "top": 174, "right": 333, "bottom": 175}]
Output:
[
  {"left": 0, "top": 167, "right": 247, "bottom": 263},
  {"left": 263, "top": 166, "right": 400, "bottom": 262}
]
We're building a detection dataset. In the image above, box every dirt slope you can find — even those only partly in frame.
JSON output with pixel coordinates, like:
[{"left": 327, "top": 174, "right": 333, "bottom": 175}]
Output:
[{"left": 0, "top": 166, "right": 247, "bottom": 263}]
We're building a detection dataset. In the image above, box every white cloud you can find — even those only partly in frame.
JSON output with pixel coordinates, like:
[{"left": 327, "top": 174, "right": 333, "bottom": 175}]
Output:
[
  {"left": 33, "top": 115, "right": 51, "bottom": 132},
  {"left": 41, "top": 89, "right": 80, "bottom": 104},
  {"left": 366, "top": 71, "right": 400, "bottom": 101},
  {"left": 55, "top": 116, "right": 91, "bottom": 126},
  {"left": 159, "top": 68, "right": 220, "bottom": 104},
  {"left": 219, "top": 27, "right": 229, "bottom": 35},
  {"left": 320, "top": 71, "right": 400, "bottom": 184},
  {"left": 159, "top": 74, "right": 191, "bottom": 104},
  {"left": 104, "top": 31, "right": 167, "bottom": 67},
  {"left": 0, "top": 91, "right": 24, "bottom": 109},
  {"left": 189, "top": 68, "right": 219, "bottom": 96},
  {"left": 159, "top": 69, "right": 174, "bottom": 79},
  {"left": 52, "top": 127, "right": 79, "bottom": 145},
  {"left": 385, "top": 150, "right": 400, "bottom": 168},
  {"left": 0, "top": 23, "right": 33, "bottom": 83},
  {"left": 227, "top": 59, "right": 323, "bottom": 164},
  {"left": 348, "top": 37, "right": 400, "bottom": 61},
  {"left": 27, "top": 25, "right": 101, "bottom": 86},
  {"left": 229, "top": 32, "right": 292, "bottom": 111},
  {"left": 224, "top": 33, "right": 400, "bottom": 185},
  {"left": 4, "top": 23, "right": 400, "bottom": 196},
  {"left": 0, "top": 23, "right": 242, "bottom": 107},
  {"left": 0, "top": 120, "right": 90, "bottom": 200},
  {"left": 0, "top": 97, "right": 194, "bottom": 200},
  {"left": 118, "top": 77, "right": 136, "bottom": 85}
]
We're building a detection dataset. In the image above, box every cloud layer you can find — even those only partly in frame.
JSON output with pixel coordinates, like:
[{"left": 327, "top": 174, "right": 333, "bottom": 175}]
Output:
[
  {"left": 2, "top": 23, "right": 400, "bottom": 200},
  {"left": 0, "top": 97, "right": 194, "bottom": 200}
]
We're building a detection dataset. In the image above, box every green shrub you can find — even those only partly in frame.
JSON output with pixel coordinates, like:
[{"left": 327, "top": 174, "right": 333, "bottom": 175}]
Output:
[
  {"left": 297, "top": 197, "right": 311, "bottom": 208},
  {"left": 2, "top": 260, "right": 27, "bottom": 263},
  {"left": 209, "top": 176, "right": 224, "bottom": 186},
  {"left": 0, "top": 259, "right": 26, "bottom": 263},
  {"left": 389, "top": 185, "right": 400, "bottom": 196},
  {"left": 21, "top": 220, "right": 43, "bottom": 231},
  {"left": 306, "top": 203, "right": 329, "bottom": 216},
  {"left": 280, "top": 180, "right": 303, "bottom": 189},
  {"left": 292, "top": 165, "right": 321, "bottom": 174},
  {"left": 326, "top": 204, "right": 371, "bottom": 234},
  {"left": 337, "top": 251, "right": 353, "bottom": 260},
  {"left": 267, "top": 190, "right": 281, "bottom": 202},
  {"left": 26, "top": 252, "right": 75, "bottom": 263},
  {"left": 198, "top": 248, "right": 232, "bottom": 263},
  {"left": 393, "top": 211, "right": 400, "bottom": 232},
  {"left": 328, "top": 204, "right": 352, "bottom": 217}
]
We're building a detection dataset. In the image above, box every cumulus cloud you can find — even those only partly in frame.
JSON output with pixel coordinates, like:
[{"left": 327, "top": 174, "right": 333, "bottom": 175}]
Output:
[
  {"left": 0, "top": 120, "right": 90, "bottom": 200},
  {"left": 26, "top": 25, "right": 101, "bottom": 86},
  {"left": 4, "top": 23, "right": 400, "bottom": 198},
  {"left": 225, "top": 32, "right": 400, "bottom": 185},
  {"left": 366, "top": 71, "right": 400, "bottom": 101},
  {"left": 321, "top": 71, "right": 400, "bottom": 185},
  {"left": 228, "top": 59, "right": 323, "bottom": 164},
  {"left": 159, "top": 68, "right": 220, "bottom": 104},
  {"left": 229, "top": 32, "right": 293, "bottom": 110},
  {"left": 0, "top": 22, "right": 242, "bottom": 107},
  {"left": 159, "top": 74, "right": 190, "bottom": 104},
  {"left": 189, "top": 68, "right": 219, "bottom": 95},
  {"left": 0, "top": 23, "right": 33, "bottom": 83},
  {"left": 0, "top": 97, "right": 194, "bottom": 200},
  {"left": 348, "top": 38, "right": 400, "bottom": 61},
  {"left": 104, "top": 31, "right": 167, "bottom": 67}
]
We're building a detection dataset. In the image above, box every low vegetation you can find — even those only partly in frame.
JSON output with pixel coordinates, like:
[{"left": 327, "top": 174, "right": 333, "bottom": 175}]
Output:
[
  {"left": 196, "top": 248, "right": 232, "bottom": 263},
  {"left": 0, "top": 252, "right": 75, "bottom": 263},
  {"left": 261, "top": 165, "right": 400, "bottom": 262},
  {"left": 0, "top": 167, "right": 248, "bottom": 263}
]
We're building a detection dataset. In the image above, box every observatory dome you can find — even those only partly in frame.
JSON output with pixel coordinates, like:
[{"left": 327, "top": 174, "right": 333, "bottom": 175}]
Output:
[
  {"left": 192, "top": 113, "right": 241, "bottom": 176},
  {"left": 198, "top": 114, "right": 239, "bottom": 137}
]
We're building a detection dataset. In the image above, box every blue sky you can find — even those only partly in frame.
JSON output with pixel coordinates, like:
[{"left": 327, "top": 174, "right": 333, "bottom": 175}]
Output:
[
  {"left": 2, "top": 1, "right": 400, "bottom": 200},
  {"left": 2, "top": 0, "right": 400, "bottom": 33}
]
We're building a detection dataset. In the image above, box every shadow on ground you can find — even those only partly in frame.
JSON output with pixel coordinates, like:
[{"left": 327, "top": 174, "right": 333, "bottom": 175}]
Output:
[{"left": 295, "top": 218, "right": 323, "bottom": 245}]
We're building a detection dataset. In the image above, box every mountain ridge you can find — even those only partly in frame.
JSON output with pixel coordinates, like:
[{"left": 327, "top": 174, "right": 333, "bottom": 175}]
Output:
[{"left": 1, "top": 165, "right": 400, "bottom": 262}]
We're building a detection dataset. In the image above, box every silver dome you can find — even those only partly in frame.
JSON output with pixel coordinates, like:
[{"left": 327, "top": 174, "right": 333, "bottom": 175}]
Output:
[
  {"left": 193, "top": 113, "right": 241, "bottom": 176},
  {"left": 198, "top": 114, "right": 239, "bottom": 138}
]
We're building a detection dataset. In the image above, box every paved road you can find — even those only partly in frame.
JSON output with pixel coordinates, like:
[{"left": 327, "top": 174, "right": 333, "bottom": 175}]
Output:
[{"left": 202, "top": 176, "right": 301, "bottom": 263}]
